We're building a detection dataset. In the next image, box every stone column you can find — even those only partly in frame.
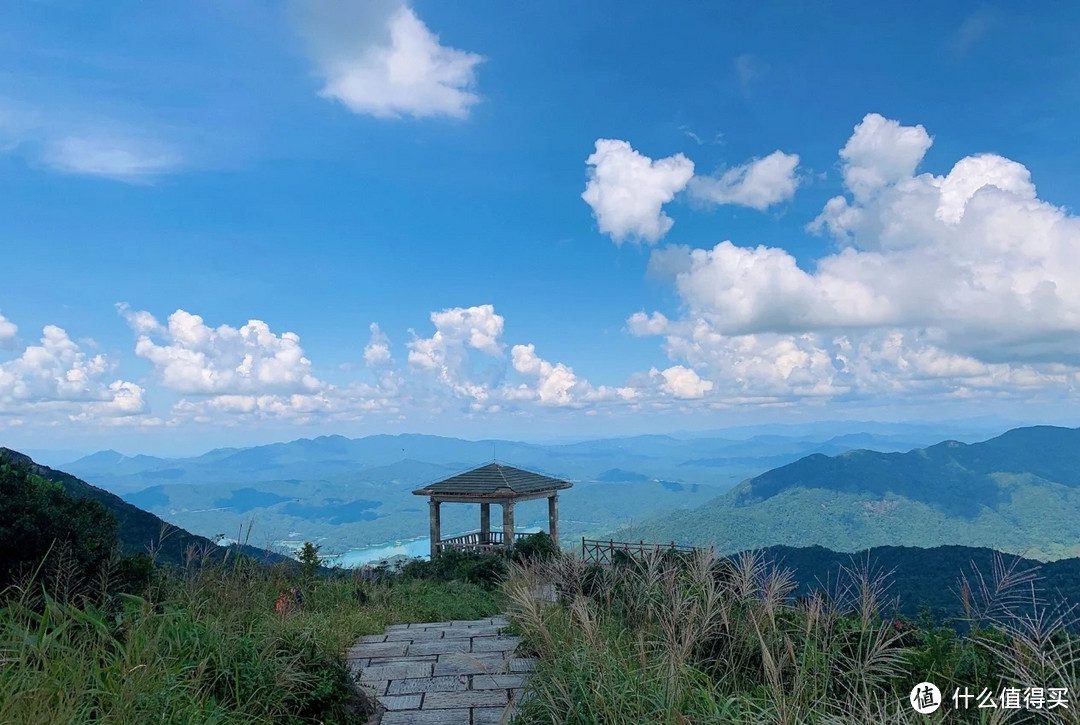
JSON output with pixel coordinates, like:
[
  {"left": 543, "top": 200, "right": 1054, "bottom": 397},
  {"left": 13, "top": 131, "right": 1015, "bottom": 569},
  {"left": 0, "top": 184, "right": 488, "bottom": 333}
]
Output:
[
  {"left": 429, "top": 499, "right": 441, "bottom": 559},
  {"left": 502, "top": 500, "right": 515, "bottom": 551},
  {"left": 480, "top": 502, "right": 491, "bottom": 544},
  {"left": 548, "top": 493, "right": 559, "bottom": 550}
]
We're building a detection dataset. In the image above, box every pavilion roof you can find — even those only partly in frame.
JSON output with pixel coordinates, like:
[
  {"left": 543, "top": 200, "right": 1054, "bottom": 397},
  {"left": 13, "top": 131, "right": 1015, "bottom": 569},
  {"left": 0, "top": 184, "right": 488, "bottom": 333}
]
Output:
[{"left": 412, "top": 462, "right": 572, "bottom": 498}]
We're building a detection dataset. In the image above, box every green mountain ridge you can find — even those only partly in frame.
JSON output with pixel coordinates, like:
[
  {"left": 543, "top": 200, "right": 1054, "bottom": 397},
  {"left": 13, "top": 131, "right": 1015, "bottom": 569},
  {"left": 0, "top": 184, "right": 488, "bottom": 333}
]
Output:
[
  {"left": 619, "top": 424, "right": 1080, "bottom": 561},
  {"left": 0, "top": 447, "right": 287, "bottom": 567}
]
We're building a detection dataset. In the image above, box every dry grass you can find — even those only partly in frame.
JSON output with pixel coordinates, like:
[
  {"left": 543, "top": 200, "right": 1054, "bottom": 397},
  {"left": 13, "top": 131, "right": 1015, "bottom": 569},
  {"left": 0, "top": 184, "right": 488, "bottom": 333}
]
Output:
[{"left": 504, "top": 547, "right": 1080, "bottom": 724}]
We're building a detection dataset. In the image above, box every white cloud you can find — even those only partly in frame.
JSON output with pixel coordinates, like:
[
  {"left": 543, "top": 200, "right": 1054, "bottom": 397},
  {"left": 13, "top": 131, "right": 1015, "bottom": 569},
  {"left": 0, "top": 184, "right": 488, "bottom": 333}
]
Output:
[
  {"left": 407, "top": 304, "right": 505, "bottom": 402},
  {"left": 582, "top": 139, "right": 694, "bottom": 244},
  {"left": 124, "top": 308, "right": 322, "bottom": 395},
  {"left": 363, "top": 323, "right": 393, "bottom": 366},
  {"left": 42, "top": 135, "right": 181, "bottom": 181},
  {"left": 296, "top": 0, "right": 483, "bottom": 119},
  {"left": 510, "top": 343, "right": 636, "bottom": 408},
  {"left": 0, "top": 312, "right": 16, "bottom": 347},
  {"left": 650, "top": 365, "right": 713, "bottom": 399},
  {"left": 626, "top": 311, "right": 670, "bottom": 336},
  {"left": 688, "top": 150, "right": 800, "bottom": 210},
  {"left": 0, "top": 321, "right": 148, "bottom": 421},
  {"left": 510, "top": 344, "right": 581, "bottom": 406},
  {"left": 836, "top": 112, "right": 932, "bottom": 202},
  {"left": 633, "top": 112, "right": 1080, "bottom": 406},
  {"left": 0, "top": 97, "right": 182, "bottom": 182}
]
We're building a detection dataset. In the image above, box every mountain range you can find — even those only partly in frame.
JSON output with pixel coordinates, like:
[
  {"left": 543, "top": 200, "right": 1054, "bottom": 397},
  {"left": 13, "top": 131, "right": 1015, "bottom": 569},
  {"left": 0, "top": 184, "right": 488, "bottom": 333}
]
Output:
[
  {"left": 619, "top": 425, "right": 1080, "bottom": 561},
  {"left": 53, "top": 425, "right": 979, "bottom": 554}
]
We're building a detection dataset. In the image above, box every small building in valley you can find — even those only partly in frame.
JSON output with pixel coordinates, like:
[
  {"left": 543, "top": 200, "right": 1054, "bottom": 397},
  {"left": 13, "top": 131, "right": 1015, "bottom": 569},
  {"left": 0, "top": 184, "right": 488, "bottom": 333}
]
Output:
[{"left": 412, "top": 462, "right": 572, "bottom": 559}]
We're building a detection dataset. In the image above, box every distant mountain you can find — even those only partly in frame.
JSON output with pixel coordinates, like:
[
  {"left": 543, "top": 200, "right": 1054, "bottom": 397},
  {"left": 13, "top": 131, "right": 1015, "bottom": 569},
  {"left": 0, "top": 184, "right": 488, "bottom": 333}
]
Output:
[
  {"left": 0, "top": 448, "right": 287, "bottom": 567},
  {"left": 58, "top": 425, "right": 995, "bottom": 552},
  {"left": 619, "top": 425, "right": 1080, "bottom": 561}
]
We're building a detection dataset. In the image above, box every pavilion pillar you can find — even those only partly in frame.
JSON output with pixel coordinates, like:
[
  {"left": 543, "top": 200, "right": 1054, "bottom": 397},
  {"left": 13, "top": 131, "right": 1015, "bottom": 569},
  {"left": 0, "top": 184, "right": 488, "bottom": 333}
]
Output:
[
  {"left": 429, "top": 499, "right": 441, "bottom": 559},
  {"left": 502, "top": 500, "right": 515, "bottom": 551},
  {"left": 480, "top": 503, "right": 491, "bottom": 543},
  {"left": 548, "top": 493, "right": 559, "bottom": 550}
]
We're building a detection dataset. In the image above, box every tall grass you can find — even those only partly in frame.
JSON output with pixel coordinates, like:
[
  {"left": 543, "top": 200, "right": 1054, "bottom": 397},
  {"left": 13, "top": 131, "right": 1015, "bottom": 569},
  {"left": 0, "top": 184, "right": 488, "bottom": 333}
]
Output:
[
  {"left": 504, "top": 548, "right": 1080, "bottom": 724},
  {"left": 0, "top": 544, "right": 501, "bottom": 724}
]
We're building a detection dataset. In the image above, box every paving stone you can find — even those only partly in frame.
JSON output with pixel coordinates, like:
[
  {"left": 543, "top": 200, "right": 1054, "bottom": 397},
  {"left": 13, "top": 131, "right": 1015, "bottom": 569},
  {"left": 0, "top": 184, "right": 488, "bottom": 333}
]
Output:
[
  {"left": 385, "top": 675, "right": 468, "bottom": 695},
  {"left": 472, "top": 706, "right": 517, "bottom": 725},
  {"left": 432, "top": 653, "right": 508, "bottom": 676},
  {"left": 350, "top": 641, "right": 409, "bottom": 658},
  {"left": 458, "top": 625, "right": 503, "bottom": 636},
  {"left": 366, "top": 654, "right": 437, "bottom": 665},
  {"left": 350, "top": 616, "right": 536, "bottom": 723},
  {"left": 472, "top": 674, "right": 527, "bottom": 690},
  {"left": 383, "top": 631, "right": 420, "bottom": 641},
  {"left": 423, "top": 689, "right": 509, "bottom": 709},
  {"left": 358, "top": 661, "right": 434, "bottom": 683},
  {"left": 508, "top": 658, "right": 536, "bottom": 672},
  {"left": 380, "top": 709, "right": 472, "bottom": 725},
  {"left": 471, "top": 636, "right": 521, "bottom": 653},
  {"left": 511, "top": 687, "right": 533, "bottom": 704},
  {"left": 406, "top": 639, "right": 473, "bottom": 656},
  {"left": 377, "top": 694, "right": 423, "bottom": 710},
  {"left": 356, "top": 680, "right": 387, "bottom": 697}
]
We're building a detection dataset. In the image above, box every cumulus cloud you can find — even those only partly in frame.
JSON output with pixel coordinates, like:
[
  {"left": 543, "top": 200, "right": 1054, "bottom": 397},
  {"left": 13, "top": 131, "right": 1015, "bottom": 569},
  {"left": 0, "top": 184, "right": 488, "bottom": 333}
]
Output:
[
  {"left": 123, "top": 307, "right": 322, "bottom": 395},
  {"left": 649, "top": 365, "right": 713, "bottom": 399},
  {"left": 836, "top": 112, "right": 932, "bottom": 202},
  {"left": 363, "top": 323, "right": 393, "bottom": 366},
  {"left": 0, "top": 321, "right": 148, "bottom": 421},
  {"left": 403, "top": 305, "right": 638, "bottom": 409},
  {"left": 582, "top": 139, "right": 694, "bottom": 244},
  {"left": 508, "top": 344, "right": 634, "bottom": 407},
  {"left": 296, "top": 0, "right": 483, "bottom": 119},
  {"left": 688, "top": 150, "right": 801, "bottom": 210},
  {"left": 405, "top": 304, "right": 506, "bottom": 402},
  {"left": 632, "top": 112, "right": 1080, "bottom": 405}
]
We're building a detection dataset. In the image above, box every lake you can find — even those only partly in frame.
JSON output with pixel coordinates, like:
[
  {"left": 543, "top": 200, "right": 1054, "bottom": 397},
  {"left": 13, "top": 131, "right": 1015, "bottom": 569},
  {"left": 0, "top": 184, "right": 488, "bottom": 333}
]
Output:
[
  {"left": 320, "top": 537, "right": 431, "bottom": 568},
  {"left": 319, "top": 522, "right": 549, "bottom": 568}
]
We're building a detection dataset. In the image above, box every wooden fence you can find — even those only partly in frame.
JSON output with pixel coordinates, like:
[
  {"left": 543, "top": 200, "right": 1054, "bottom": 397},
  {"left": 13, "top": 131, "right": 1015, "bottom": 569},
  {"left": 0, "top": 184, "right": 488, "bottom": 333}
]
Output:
[
  {"left": 439, "top": 530, "right": 532, "bottom": 554},
  {"left": 581, "top": 537, "right": 711, "bottom": 566}
]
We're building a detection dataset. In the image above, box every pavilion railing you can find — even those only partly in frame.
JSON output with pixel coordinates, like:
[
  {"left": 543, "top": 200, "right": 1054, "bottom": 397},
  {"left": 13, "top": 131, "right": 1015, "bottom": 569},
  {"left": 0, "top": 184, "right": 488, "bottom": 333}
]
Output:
[
  {"left": 580, "top": 537, "right": 711, "bottom": 566},
  {"left": 438, "top": 529, "right": 534, "bottom": 554}
]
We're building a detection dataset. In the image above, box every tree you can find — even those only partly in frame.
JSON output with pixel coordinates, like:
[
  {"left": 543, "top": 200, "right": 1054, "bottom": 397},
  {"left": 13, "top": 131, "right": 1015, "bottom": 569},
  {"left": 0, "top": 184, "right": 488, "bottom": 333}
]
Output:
[
  {"left": 0, "top": 456, "right": 119, "bottom": 591},
  {"left": 298, "top": 541, "right": 322, "bottom": 579}
]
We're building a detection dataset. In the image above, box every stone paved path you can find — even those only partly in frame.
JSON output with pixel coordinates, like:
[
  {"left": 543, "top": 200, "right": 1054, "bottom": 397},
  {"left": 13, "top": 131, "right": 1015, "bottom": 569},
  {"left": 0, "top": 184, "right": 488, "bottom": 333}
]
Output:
[{"left": 348, "top": 616, "right": 533, "bottom": 724}]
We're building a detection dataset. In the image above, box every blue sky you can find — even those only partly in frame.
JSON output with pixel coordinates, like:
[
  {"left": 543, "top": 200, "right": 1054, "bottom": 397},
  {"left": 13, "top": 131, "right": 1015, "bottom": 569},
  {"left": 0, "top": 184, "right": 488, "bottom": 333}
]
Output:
[{"left": 2, "top": 0, "right": 1080, "bottom": 455}]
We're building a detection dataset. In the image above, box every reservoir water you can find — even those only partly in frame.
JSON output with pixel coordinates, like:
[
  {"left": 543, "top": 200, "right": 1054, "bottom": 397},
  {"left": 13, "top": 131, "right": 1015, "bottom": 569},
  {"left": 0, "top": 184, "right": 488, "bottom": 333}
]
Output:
[
  {"left": 320, "top": 538, "right": 430, "bottom": 568},
  {"left": 318, "top": 522, "right": 548, "bottom": 568}
]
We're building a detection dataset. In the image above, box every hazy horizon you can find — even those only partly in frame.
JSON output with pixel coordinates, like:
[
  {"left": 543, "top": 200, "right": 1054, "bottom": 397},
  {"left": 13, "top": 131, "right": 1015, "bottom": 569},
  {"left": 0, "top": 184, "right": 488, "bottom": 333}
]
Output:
[{"left": 9, "top": 413, "right": 1058, "bottom": 464}]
